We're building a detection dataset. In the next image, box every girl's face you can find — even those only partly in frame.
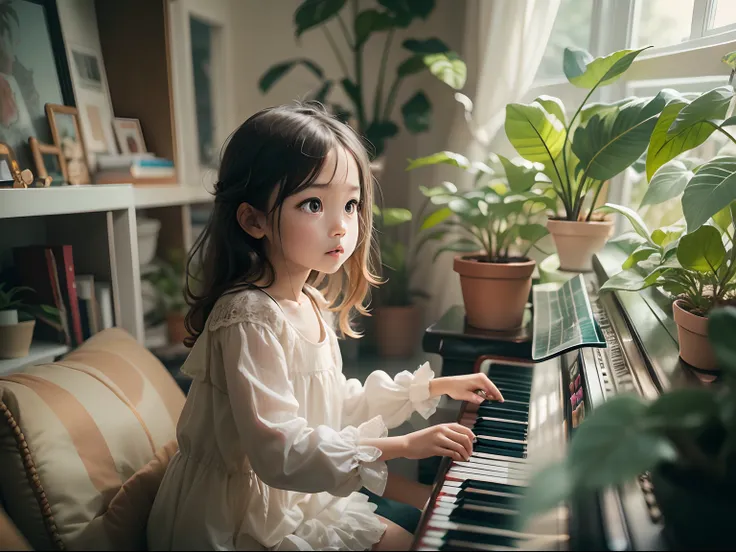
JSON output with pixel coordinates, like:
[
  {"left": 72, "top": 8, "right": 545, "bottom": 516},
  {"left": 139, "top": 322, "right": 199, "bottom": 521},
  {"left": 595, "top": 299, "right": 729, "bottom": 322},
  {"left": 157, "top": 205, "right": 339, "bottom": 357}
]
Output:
[{"left": 267, "top": 147, "right": 362, "bottom": 275}]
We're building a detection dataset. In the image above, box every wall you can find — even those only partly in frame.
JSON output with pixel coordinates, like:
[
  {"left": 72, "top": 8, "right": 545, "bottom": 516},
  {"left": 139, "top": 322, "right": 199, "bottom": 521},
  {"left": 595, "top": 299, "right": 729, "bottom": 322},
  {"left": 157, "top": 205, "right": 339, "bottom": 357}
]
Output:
[{"left": 228, "top": 0, "right": 467, "bottom": 213}]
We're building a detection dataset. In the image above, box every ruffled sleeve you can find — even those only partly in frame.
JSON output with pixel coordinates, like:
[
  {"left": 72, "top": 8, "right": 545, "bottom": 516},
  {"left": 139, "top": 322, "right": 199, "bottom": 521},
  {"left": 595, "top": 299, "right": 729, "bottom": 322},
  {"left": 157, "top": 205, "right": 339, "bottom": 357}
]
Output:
[
  {"left": 218, "top": 321, "right": 388, "bottom": 496},
  {"left": 340, "top": 362, "right": 441, "bottom": 430}
]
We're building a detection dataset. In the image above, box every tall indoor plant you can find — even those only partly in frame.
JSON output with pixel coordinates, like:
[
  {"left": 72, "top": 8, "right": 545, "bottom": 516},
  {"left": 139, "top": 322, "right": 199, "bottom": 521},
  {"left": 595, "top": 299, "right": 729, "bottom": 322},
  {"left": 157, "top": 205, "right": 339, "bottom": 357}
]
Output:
[
  {"left": 407, "top": 105, "right": 551, "bottom": 331},
  {"left": 520, "top": 306, "right": 736, "bottom": 550},
  {"left": 258, "top": 0, "right": 466, "bottom": 159},
  {"left": 372, "top": 205, "right": 428, "bottom": 357},
  {"left": 504, "top": 45, "right": 669, "bottom": 271}
]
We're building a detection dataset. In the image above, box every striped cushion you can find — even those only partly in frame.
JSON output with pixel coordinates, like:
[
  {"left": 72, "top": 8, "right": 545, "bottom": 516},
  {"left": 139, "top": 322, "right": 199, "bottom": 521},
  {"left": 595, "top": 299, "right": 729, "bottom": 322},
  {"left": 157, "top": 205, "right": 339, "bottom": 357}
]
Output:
[{"left": 0, "top": 328, "right": 185, "bottom": 550}]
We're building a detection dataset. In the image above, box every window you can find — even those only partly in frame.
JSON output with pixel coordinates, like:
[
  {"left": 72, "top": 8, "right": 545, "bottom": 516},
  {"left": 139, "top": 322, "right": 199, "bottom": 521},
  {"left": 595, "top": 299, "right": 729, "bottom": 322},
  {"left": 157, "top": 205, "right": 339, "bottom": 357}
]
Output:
[
  {"left": 632, "top": 0, "right": 694, "bottom": 48},
  {"left": 535, "top": 0, "right": 594, "bottom": 80},
  {"left": 190, "top": 17, "right": 218, "bottom": 169},
  {"left": 712, "top": 0, "right": 736, "bottom": 30}
]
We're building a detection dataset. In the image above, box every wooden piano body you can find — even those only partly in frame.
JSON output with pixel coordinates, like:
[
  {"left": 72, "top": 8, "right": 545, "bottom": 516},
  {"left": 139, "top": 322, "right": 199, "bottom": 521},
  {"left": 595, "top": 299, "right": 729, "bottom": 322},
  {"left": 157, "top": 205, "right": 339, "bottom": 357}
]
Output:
[{"left": 413, "top": 244, "right": 714, "bottom": 551}]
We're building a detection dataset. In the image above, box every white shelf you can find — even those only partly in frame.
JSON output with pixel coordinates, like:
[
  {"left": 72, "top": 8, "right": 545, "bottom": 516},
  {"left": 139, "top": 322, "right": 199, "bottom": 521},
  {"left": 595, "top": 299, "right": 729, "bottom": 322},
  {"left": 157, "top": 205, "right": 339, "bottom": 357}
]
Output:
[
  {"left": 133, "top": 185, "right": 214, "bottom": 208},
  {"left": 0, "top": 341, "right": 71, "bottom": 375},
  {"left": 0, "top": 185, "right": 134, "bottom": 219}
]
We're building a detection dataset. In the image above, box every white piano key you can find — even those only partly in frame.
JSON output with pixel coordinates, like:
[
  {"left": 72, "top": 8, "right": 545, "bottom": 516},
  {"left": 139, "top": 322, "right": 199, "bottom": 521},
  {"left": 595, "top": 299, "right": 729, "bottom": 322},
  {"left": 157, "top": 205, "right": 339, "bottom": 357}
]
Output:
[
  {"left": 452, "top": 460, "right": 528, "bottom": 479},
  {"left": 425, "top": 518, "right": 569, "bottom": 541},
  {"left": 476, "top": 434, "right": 528, "bottom": 445},
  {"left": 476, "top": 415, "right": 528, "bottom": 426},
  {"left": 463, "top": 456, "right": 532, "bottom": 473},
  {"left": 435, "top": 501, "right": 518, "bottom": 515},
  {"left": 472, "top": 450, "right": 529, "bottom": 464},
  {"left": 447, "top": 468, "right": 527, "bottom": 487}
]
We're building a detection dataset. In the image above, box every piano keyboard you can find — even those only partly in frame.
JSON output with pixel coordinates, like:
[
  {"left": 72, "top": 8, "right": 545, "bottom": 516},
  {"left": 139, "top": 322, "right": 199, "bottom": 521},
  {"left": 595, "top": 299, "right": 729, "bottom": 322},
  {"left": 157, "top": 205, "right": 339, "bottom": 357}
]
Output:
[{"left": 414, "top": 359, "right": 569, "bottom": 551}]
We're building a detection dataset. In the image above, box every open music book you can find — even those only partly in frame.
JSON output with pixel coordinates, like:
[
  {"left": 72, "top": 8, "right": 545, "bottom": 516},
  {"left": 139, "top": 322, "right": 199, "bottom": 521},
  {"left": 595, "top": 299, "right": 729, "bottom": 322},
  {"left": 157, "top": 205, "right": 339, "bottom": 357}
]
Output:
[{"left": 531, "top": 274, "right": 606, "bottom": 362}]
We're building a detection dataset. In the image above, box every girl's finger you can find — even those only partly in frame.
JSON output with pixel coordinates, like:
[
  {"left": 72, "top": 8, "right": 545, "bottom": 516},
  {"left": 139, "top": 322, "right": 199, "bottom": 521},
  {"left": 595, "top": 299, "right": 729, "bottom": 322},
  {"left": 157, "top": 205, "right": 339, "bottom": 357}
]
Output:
[
  {"left": 485, "top": 377, "right": 504, "bottom": 402},
  {"left": 440, "top": 435, "right": 470, "bottom": 461}
]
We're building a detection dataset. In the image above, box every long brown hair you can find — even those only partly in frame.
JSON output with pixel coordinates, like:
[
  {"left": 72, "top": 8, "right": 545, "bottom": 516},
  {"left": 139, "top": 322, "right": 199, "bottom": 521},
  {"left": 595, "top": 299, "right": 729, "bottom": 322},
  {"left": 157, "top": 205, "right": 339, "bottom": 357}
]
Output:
[{"left": 184, "top": 103, "right": 381, "bottom": 347}]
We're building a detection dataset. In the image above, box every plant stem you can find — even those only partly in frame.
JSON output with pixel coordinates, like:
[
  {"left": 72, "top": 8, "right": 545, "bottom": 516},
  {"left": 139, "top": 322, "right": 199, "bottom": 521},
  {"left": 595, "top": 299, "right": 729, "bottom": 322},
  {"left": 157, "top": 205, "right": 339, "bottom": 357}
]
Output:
[
  {"left": 705, "top": 120, "right": 736, "bottom": 146},
  {"left": 322, "top": 26, "right": 351, "bottom": 79},
  {"left": 349, "top": 1, "right": 366, "bottom": 131},
  {"left": 586, "top": 180, "right": 605, "bottom": 221},
  {"left": 383, "top": 77, "right": 403, "bottom": 120},
  {"left": 373, "top": 29, "right": 394, "bottom": 122},
  {"left": 337, "top": 12, "right": 353, "bottom": 49},
  {"left": 561, "top": 86, "right": 597, "bottom": 217}
]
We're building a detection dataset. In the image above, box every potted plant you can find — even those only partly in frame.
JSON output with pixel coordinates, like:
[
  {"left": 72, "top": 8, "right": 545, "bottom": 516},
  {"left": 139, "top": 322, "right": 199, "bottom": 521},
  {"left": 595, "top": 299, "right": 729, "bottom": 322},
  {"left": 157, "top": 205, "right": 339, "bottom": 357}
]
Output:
[
  {"left": 142, "top": 249, "right": 189, "bottom": 346},
  {"left": 258, "top": 0, "right": 466, "bottom": 160},
  {"left": 504, "top": 45, "right": 672, "bottom": 271},
  {"left": 520, "top": 305, "right": 736, "bottom": 550},
  {"left": 372, "top": 205, "right": 429, "bottom": 358},
  {"left": 0, "top": 283, "right": 60, "bottom": 359},
  {"left": 407, "top": 130, "right": 551, "bottom": 331}
]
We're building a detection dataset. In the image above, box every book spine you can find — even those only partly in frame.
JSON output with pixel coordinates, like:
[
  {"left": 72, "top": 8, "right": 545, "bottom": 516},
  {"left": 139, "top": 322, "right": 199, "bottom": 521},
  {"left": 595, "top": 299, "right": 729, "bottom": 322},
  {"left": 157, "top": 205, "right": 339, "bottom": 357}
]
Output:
[{"left": 53, "top": 246, "right": 84, "bottom": 346}]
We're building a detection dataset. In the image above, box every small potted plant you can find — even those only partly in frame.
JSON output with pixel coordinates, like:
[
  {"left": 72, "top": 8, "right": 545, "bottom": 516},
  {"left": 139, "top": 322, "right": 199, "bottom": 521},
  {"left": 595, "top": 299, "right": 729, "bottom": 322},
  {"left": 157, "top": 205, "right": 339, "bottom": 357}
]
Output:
[
  {"left": 504, "top": 45, "right": 671, "bottom": 271},
  {"left": 143, "top": 249, "right": 189, "bottom": 346},
  {"left": 258, "top": 0, "right": 466, "bottom": 160},
  {"left": 407, "top": 142, "right": 551, "bottom": 331},
  {"left": 520, "top": 306, "right": 736, "bottom": 550},
  {"left": 0, "top": 283, "right": 60, "bottom": 359},
  {"left": 372, "top": 205, "right": 429, "bottom": 358}
]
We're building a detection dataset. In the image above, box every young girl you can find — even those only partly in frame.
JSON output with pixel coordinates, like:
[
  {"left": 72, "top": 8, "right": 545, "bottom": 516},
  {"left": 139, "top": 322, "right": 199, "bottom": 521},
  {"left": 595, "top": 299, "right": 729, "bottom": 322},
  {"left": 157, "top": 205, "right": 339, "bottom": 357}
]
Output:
[{"left": 147, "top": 103, "right": 504, "bottom": 551}]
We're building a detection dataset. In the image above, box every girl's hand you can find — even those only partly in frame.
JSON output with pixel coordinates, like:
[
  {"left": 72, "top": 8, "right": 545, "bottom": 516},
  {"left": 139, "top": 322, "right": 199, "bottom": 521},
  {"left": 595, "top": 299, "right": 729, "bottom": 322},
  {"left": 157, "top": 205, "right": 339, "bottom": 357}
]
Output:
[
  {"left": 430, "top": 373, "right": 504, "bottom": 404},
  {"left": 402, "top": 423, "right": 476, "bottom": 461}
]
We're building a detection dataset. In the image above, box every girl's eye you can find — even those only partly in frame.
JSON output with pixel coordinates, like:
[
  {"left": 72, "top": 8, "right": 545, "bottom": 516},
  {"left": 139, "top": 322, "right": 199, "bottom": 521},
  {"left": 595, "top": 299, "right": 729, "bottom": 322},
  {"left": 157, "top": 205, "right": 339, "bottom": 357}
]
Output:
[
  {"left": 345, "top": 200, "right": 359, "bottom": 214},
  {"left": 300, "top": 198, "right": 322, "bottom": 214}
]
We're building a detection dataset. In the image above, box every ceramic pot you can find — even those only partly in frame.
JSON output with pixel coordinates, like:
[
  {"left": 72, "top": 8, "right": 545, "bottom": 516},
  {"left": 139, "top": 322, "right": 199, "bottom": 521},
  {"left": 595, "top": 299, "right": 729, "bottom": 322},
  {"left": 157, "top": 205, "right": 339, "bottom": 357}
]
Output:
[
  {"left": 0, "top": 319, "right": 35, "bottom": 359},
  {"left": 0, "top": 309, "right": 19, "bottom": 326},
  {"left": 453, "top": 256, "right": 535, "bottom": 331},
  {"left": 547, "top": 218, "right": 614, "bottom": 272},
  {"left": 672, "top": 300, "right": 717, "bottom": 371},
  {"left": 373, "top": 305, "right": 421, "bottom": 358}
]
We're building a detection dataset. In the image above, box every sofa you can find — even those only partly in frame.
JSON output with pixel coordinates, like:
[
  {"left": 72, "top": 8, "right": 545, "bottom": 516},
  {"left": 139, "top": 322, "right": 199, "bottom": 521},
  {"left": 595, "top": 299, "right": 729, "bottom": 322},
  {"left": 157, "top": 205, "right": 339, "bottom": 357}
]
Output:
[{"left": 0, "top": 328, "right": 186, "bottom": 551}]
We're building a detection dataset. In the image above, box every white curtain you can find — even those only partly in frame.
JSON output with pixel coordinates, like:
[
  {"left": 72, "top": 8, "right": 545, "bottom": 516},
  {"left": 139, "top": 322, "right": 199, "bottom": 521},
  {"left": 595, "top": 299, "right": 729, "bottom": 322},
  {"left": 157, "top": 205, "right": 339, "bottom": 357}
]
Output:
[{"left": 416, "top": 0, "right": 561, "bottom": 326}]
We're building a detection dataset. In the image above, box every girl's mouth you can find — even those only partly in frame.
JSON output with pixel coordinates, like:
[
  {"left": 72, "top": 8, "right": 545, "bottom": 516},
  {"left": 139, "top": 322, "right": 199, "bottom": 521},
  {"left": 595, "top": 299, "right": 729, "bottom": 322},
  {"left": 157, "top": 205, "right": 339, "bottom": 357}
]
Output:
[{"left": 326, "top": 246, "right": 344, "bottom": 257}]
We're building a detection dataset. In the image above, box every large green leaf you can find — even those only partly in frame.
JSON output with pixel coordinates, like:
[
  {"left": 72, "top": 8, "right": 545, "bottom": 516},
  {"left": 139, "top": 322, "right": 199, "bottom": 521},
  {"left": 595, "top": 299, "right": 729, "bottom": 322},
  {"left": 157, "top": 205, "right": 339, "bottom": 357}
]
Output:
[
  {"left": 722, "top": 51, "right": 736, "bottom": 71},
  {"left": 424, "top": 52, "right": 466, "bottom": 90},
  {"left": 354, "top": 9, "right": 394, "bottom": 48},
  {"left": 708, "top": 306, "right": 736, "bottom": 377},
  {"left": 622, "top": 245, "right": 658, "bottom": 270},
  {"left": 397, "top": 55, "right": 426, "bottom": 76},
  {"left": 651, "top": 224, "right": 684, "bottom": 247},
  {"left": 259, "top": 59, "right": 324, "bottom": 92},
  {"left": 406, "top": 151, "right": 470, "bottom": 171},
  {"left": 677, "top": 225, "right": 726, "bottom": 273},
  {"left": 402, "top": 37, "right": 450, "bottom": 54},
  {"left": 498, "top": 155, "right": 537, "bottom": 193},
  {"left": 505, "top": 102, "right": 566, "bottom": 164},
  {"left": 379, "top": 0, "right": 434, "bottom": 26},
  {"left": 645, "top": 100, "right": 700, "bottom": 181},
  {"left": 567, "top": 394, "right": 677, "bottom": 489},
  {"left": 597, "top": 203, "right": 653, "bottom": 244},
  {"left": 641, "top": 159, "right": 694, "bottom": 207},
  {"left": 433, "top": 239, "right": 481, "bottom": 261},
  {"left": 682, "top": 156, "right": 736, "bottom": 231},
  {"left": 517, "top": 223, "right": 549, "bottom": 244},
  {"left": 402, "top": 91, "right": 431, "bottom": 133},
  {"left": 380, "top": 207, "right": 412, "bottom": 226},
  {"left": 580, "top": 97, "right": 634, "bottom": 124},
  {"left": 364, "top": 120, "right": 399, "bottom": 158},
  {"left": 563, "top": 46, "right": 651, "bottom": 89},
  {"left": 608, "top": 231, "right": 648, "bottom": 255},
  {"left": 573, "top": 93, "right": 667, "bottom": 182},
  {"left": 295, "top": 0, "right": 347, "bottom": 37},
  {"left": 668, "top": 86, "right": 733, "bottom": 136},
  {"left": 534, "top": 95, "right": 567, "bottom": 126},
  {"left": 341, "top": 78, "right": 362, "bottom": 111},
  {"left": 518, "top": 462, "right": 572, "bottom": 527},
  {"left": 419, "top": 206, "right": 452, "bottom": 230},
  {"left": 646, "top": 388, "right": 720, "bottom": 429}
]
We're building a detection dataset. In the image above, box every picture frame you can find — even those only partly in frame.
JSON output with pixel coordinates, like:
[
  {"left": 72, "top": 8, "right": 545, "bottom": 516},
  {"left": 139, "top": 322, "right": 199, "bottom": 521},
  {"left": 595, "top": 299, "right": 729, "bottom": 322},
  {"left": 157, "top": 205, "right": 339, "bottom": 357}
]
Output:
[
  {"left": 113, "top": 117, "right": 147, "bottom": 155},
  {"left": 0, "top": 141, "right": 27, "bottom": 188},
  {"left": 29, "top": 136, "right": 67, "bottom": 185},
  {"left": 45, "top": 103, "right": 90, "bottom": 185},
  {"left": 0, "top": 0, "right": 75, "bottom": 171},
  {"left": 68, "top": 42, "right": 117, "bottom": 157}
]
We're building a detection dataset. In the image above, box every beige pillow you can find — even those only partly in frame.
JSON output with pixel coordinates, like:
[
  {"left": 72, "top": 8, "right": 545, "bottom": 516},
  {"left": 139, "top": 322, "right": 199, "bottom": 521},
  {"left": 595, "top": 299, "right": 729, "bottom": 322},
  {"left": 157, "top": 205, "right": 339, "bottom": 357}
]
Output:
[{"left": 74, "top": 440, "right": 178, "bottom": 551}]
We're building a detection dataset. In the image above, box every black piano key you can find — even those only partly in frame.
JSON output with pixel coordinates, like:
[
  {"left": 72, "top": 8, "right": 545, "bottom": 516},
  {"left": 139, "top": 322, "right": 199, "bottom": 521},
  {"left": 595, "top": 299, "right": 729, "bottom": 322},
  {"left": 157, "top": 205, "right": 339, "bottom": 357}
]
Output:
[
  {"left": 473, "top": 418, "right": 528, "bottom": 431},
  {"left": 439, "top": 529, "right": 519, "bottom": 548},
  {"left": 476, "top": 408, "right": 527, "bottom": 422},
  {"left": 493, "top": 391, "right": 530, "bottom": 403},
  {"left": 449, "top": 506, "right": 516, "bottom": 528},
  {"left": 462, "top": 478, "right": 525, "bottom": 495},
  {"left": 473, "top": 443, "right": 526, "bottom": 458},
  {"left": 472, "top": 426, "right": 527, "bottom": 440},
  {"left": 456, "top": 494, "right": 521, "bottom": 509},
  {"left": 478, "top": 401, "right": 528, "bottom": 413},
  {"left": 476, "top": 436, "right": 526, "bottom": 452}
]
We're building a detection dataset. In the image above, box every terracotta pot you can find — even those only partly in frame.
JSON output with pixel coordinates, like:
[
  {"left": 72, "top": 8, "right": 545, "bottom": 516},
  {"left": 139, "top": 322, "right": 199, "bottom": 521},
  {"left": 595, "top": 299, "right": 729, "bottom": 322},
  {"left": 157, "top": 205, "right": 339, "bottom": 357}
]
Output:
[
  {"left": 547, "top": 218, "right": 614, "bottom": 272},
  {"left": 373, "top": 305, "right": 420, "bottom": 358},
  {"left": 672, "top": 300, "right": 717, "bottom": 371},
  {"left": 166, "top": 312, "right": 189, "bottom": 346},
  {"left": 453, "top": 256, "right": 535, "bottom": 331},
  {"left": 0, "top": 319, "right": 36, "bottom": 359}
]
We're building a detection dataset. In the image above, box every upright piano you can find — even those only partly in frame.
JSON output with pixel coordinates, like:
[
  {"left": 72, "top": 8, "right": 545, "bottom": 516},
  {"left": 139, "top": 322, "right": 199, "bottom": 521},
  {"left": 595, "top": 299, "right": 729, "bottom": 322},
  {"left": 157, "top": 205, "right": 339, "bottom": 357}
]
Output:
[{"left": 413, "top": 244, "right": 713, "bottom": 551}]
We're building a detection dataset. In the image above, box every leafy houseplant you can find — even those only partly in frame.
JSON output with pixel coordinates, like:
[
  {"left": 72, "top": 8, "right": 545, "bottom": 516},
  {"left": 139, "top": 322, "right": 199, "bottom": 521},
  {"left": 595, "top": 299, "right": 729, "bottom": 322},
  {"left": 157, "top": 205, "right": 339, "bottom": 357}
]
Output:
[
  {"left": 258, "top": 0, "right": 466, "bottom": 159},
  {"left": 142, "top": 249, "right": 189, "bottom": 345},
  {"left": 0, "top": 283, "right": 60, "bottom": 359},
  {"left": 407, "top": 101, "right": 551, "bottom": 331},
  {"left": 372, "top": 205, "right": 428, "bottom": 358},
  {"left": 520, "top": 306, "right": 736, "bottom": 550},
  {"left": 504, "top": 45, "right": 670, "bottom": 271}
]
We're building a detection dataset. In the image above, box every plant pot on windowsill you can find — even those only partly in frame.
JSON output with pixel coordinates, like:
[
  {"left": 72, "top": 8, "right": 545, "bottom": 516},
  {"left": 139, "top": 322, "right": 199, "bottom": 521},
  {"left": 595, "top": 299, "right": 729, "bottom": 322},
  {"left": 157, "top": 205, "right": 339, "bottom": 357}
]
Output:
[
  {"left": 672, "top": 300, "right": 718, "bottom": 372},
  {"left": 651, "top": 462, "right": 736, "bottom": 550},
  {"left": 546, "top": 216, "right": 614, "bottom": 272},
  {"left": 454, "top": 255, "right": 536, "bottom": 331},
  {"left": 0, "top": 318, "right": 36, "bottom": 359},
  {"left": 373, "top": 304, "right": 421, "bottom": 359}
]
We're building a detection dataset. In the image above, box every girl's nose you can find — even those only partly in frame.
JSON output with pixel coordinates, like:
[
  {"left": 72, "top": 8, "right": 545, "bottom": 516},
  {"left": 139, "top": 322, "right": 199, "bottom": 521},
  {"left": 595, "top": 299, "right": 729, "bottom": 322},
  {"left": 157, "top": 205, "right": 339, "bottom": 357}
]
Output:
[{"left": 330, "top": 217, "right": 347, "bottom": 237}]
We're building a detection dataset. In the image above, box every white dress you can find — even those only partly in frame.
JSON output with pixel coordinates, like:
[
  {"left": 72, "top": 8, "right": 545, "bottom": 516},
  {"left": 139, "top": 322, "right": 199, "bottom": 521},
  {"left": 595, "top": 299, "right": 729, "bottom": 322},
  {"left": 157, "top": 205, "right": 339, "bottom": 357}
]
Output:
[{"left": 147, "top": 287, "right": 440, "bottom": 551}]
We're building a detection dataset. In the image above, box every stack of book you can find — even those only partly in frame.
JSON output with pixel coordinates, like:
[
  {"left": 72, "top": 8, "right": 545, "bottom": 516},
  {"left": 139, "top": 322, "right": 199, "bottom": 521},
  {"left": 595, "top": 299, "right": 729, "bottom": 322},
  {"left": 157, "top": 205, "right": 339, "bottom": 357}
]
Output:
[
  {"left": 13, "top": 245, "right": 115, "bottom": 347},
  {"left": 95, "top": 153, "right": 176, "bottom": 185}
]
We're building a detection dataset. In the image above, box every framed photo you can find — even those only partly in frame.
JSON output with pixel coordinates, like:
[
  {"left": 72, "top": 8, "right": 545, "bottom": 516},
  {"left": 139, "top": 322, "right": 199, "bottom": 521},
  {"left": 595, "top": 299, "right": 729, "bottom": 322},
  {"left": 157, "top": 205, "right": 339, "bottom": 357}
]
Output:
[
  {"left": 0, "top": 0, "right": 75, "bottom": 171},
  {"left": 0, "top": 141, "right": 25, "bottom": 188},
  {"left": 68, "top": 43, "right": 117, "bottom": 156},
  {"left": 29, "top": 136, "right": 67, "bottom": 185},
  {"left": 45, "top": 103, "right": 90, "bottom": 185},
  {"left": 113, "top": 117, "right": 147, "bottom": 155}
]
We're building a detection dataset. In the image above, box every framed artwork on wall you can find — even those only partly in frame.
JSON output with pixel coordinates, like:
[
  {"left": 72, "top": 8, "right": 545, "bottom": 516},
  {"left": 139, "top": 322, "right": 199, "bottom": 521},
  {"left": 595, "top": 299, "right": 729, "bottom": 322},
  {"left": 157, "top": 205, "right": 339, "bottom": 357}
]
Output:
[
  {"left": 0, "top": 0, "right": 75, "bottom": 172},
  {"left": 45, "top": 103, "right": 90, "bottom": 185}
]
